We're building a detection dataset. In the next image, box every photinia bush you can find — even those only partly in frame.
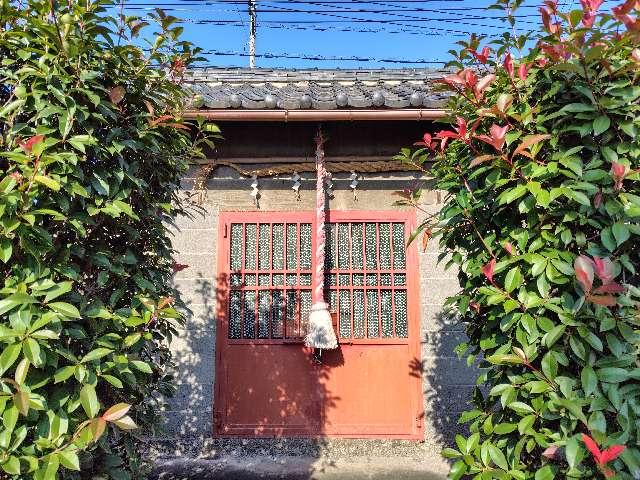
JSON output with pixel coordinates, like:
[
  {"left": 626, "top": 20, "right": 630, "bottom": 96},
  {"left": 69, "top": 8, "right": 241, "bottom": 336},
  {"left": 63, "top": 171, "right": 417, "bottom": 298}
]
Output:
[
  {"left": 399, "top": 0, "right": 640, "bottom": 478},
  {"left": 0, "top": 1, "right": 217, "bottom": 478}
]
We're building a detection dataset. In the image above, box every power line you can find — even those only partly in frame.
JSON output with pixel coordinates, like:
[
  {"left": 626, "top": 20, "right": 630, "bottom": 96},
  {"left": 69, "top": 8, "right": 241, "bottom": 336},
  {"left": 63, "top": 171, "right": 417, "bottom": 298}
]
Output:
[
  {"left": 212, "top": 21, "right": 450, "bottom": 36},
  {"left": 122, "top": 3, "right": 542, "bottom": 20},
  {"left": 132, "top": 0, "right": 614, "bottom": 5},
  {"left": 196, "top": 49, "right": 446, "bottom": 64},
  {"left": 134, "top": 0, "right": 468, "bottom": 3}
]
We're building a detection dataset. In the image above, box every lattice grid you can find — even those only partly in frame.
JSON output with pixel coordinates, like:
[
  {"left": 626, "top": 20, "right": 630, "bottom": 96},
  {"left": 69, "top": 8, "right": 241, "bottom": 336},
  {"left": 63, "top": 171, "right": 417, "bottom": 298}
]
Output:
[{"left": 227, "top": 220, "right": 410, "bottom": 340}]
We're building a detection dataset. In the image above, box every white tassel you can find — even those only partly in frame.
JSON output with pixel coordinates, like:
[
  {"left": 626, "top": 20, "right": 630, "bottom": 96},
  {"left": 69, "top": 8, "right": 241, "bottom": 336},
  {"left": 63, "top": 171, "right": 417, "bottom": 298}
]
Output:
[{"left": 305, "top": 302, "right": 337, "bottom": 350}]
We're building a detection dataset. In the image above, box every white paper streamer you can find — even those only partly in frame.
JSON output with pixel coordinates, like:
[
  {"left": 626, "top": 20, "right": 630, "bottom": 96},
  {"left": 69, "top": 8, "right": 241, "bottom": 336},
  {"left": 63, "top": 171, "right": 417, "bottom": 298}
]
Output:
[
  {"left": 325, "top": 171, "right": 334, "bottom": 198},
  {"left": 349, "top": 171, "right": 359, "bottom": 200},
  {"left": 291, "top": 171, "right": 301, "bottom": 200},
  {"left": 250, "top": 174, "right": 259, "bottom": 206}
]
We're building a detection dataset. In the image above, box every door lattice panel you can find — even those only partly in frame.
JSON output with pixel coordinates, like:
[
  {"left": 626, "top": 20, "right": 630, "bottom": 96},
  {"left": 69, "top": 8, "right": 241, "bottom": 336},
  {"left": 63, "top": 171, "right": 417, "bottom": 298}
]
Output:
[
  {"left": 326, "top": 222, "right": 408, "bottom": 339},
  {"left": 227, "top": 218, "right": 410, "bottom": 341}
]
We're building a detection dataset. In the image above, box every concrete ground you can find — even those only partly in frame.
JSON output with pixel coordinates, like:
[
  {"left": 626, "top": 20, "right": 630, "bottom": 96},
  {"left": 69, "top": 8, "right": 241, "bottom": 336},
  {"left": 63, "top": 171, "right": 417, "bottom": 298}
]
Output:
[{"left": 150, "top": 456, "right": 448, "bottom": 480}]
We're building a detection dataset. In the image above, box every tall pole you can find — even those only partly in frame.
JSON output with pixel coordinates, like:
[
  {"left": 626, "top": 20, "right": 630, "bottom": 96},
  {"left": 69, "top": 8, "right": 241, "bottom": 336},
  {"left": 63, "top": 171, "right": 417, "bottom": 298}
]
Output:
[{"left": 248, "top": 0, "right": 256, "bottom": 68}]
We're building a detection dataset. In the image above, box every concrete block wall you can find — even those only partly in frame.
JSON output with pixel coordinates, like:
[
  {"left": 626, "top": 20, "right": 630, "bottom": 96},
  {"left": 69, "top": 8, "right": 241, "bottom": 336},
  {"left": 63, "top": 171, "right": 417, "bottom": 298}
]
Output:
[{"left": 162, "top": 166, "right": 473, "bottom": 452}]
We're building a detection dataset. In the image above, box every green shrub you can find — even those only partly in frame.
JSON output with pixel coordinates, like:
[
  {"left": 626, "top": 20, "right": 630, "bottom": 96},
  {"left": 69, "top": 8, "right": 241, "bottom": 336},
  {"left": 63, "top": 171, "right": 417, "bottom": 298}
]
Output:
[
  {"left": 0, "top": 2, "right": 216, "bottom": 478},
  {"left": 400, "top": 1, "right": 640, "bottom": 478}
]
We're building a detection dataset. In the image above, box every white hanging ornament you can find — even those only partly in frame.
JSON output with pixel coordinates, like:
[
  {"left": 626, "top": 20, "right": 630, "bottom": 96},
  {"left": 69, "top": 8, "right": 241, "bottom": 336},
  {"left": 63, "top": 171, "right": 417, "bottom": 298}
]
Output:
[
  {"left": 291, "top": 171, "right": 301, "bottom": 200},
  {"left": 349, "top": 171, "right": 359, "bottom": 201},
  {"left": 249, "top": 174, "right": 259, "bottom": 207},
  {"left": 325, "top": 171, "right": 334, "bottom": 198}
]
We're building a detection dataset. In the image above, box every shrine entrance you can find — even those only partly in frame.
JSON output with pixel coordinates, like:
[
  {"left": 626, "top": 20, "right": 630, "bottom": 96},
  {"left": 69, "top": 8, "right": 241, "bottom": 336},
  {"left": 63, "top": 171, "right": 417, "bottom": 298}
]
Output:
[{"left": 214, "top": 210, "right": 423, "bottom": 439}]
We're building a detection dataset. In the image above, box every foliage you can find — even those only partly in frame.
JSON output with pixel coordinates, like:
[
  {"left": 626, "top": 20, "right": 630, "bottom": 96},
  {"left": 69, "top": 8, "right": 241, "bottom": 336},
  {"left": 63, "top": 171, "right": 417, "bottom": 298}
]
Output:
[
  {"left": 0, "top": 1, "right": 217, "bottom": 478},
  {"left": 399, "top": 1, "right": 640, "bottom": 478}
]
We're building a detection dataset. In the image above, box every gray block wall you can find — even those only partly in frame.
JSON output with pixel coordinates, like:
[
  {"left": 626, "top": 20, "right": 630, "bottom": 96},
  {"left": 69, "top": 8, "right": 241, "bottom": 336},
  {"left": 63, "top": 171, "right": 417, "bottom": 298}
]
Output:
[{"left": 160, "top": 166, "right": 474, "bottom": 460}]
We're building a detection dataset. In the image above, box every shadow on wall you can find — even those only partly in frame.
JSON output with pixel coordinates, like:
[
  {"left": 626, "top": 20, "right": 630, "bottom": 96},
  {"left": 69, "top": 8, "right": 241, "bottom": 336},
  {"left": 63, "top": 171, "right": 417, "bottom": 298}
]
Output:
[
  {"left": 163, "top": 273, "right": 217, "bottom": 439},
  {"left": 153, "top": 270, "right": 332, "bottom": 478},
  {"left": 410, "top": 306, "right": 479, "bottom": 459}
]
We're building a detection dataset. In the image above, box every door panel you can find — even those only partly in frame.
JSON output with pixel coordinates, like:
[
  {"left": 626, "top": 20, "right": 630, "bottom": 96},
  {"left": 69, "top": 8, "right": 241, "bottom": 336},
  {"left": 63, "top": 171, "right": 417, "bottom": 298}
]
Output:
[
  {"left": 214, "top": 211, "right": 422, "bottom": 439},
  {"left": 321, "top": 345, "right": 417, "bottom": 436},
  {"left": 220, "top": 345, "right": 322, "bottom": 436}
]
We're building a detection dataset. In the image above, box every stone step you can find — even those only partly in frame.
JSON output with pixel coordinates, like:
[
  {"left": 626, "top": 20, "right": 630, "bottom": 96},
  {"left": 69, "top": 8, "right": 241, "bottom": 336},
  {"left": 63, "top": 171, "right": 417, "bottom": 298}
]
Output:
[{"left": 151, "top": 456, "right": 448, "bottom": 480}]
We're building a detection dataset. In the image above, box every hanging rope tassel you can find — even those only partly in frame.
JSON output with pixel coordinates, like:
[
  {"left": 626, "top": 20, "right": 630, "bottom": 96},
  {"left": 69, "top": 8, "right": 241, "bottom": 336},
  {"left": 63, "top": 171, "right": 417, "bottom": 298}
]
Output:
[{"left": 304, "top": 129, "right": 338, "bottom": 350}]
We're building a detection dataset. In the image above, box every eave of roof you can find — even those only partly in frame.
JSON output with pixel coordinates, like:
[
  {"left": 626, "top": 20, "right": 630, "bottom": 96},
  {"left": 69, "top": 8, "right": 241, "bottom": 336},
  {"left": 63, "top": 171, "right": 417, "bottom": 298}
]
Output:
[
  {"left": 184, "top": 67, "right": 451, "bottom": 116},
  {"left": 183, "top": 108, "right": 446, "bottom": 121}
]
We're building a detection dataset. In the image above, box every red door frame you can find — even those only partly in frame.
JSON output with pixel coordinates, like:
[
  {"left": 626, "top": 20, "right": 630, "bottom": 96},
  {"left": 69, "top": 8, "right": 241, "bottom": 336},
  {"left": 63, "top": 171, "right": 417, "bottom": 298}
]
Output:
[{"left": 213, "top": 209, "right": 423, "bottom": 439}]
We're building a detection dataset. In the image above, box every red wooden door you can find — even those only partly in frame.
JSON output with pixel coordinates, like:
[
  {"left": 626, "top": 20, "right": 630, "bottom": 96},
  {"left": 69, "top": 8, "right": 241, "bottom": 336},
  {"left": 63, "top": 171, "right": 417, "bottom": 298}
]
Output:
[{"left": 214, "top": 210, "right": 423, "bottom": 439}]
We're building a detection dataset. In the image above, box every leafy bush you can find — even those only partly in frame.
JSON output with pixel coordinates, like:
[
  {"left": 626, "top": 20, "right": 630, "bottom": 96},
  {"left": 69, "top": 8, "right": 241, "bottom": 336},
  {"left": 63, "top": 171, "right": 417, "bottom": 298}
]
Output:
[
  {"left": 0, "top": 2, "right": 216, "bottom": 478},
  {"left": 400, "top": 1, "right": 640, "bottom": 478}
]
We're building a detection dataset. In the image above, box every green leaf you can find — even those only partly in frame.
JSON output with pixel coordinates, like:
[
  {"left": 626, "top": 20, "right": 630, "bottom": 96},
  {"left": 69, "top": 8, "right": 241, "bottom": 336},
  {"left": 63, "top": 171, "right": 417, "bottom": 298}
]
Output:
[
  {"left": 596, "top": 367, "right": 630, "bottom": 383},
  {"left": 488, "top": 444, "right": 509, "bottom": 470},
  {"left": 101, "top": 374, "right": 124, "bottom": 388},
  {"left": 601, "top": 227, "right": 617, "bottom": 252},
  {"left": 554, "top": 398, "right": 587, "bottom": 424},
  {"left": 508, "top": 402, "right": 534, "bottom": 415},
  {"left": 593, "top": 116, "right": 610, "bottom": 136},
  {"left": 581, "top": 366, "right": 597, "bottom": 396},
  {"left": 31, "top": 329, "right": 59, "bottom": 340},
  {"left": 48, "top": 302, "right": 80, "bottom": 319},
  {"left": 59, "top": 450, "right": 80, "bottom": 471},
  {"left": 23, "top": 338, "right": 43, "bottom": 366},
  {"left": 0, "top": 239, "right": 12, "bottom": 263},
  {"left": 34, "top": 175, "right": 61, "bottom": 191},
  {"left": 1, "top": 456, "right": 20, "bottom": 475},
  {"left": 81, "top": 348, "right": 113, "bottom": 363},
  {"left": 601, "top": 146, "right": 618, "bottom": 163},
  {"left": 123, "top": 332, "right": 142, "bottom": 347},
  {"left": 518, "top": 415, "right": 535, "bottom": 435},
  {"left": 504, "top": 267, "right": 522, "bottom": 293},
  {"left": 14, "top": 358, "right": 29, "bottom": 384},
  {"left": 0, "top": 293, "right": 37, "bottom": 316},
  {"left": 80, "top": 384, "right": 100, "bottom": 418},
  {"left": 131, "top": 360, "right": 152, "bottom": 374},
  {"left": 486, "top": 354, "right": 523, "bottom": 365},
  {"left": 612, "top": 222, "right": 630, "bottom": 246},
  {"left": 541, "top": 352, "right": 558, "bottom": 379},
  {"left": 494, "top": 423, "right": 517, "bottom": 434},
  {"left": 544, "top": 325, "right": 566, "bottom": 348},
  {"left": 561, "top": 102, "right": 596, "bottom": 113},
  {"left": 0, "top": 99, "right": 25, "bottom": 117},
  {"left": 2, "top": 405, "right": 18, "bottom": 432},
  {"left": 441, "top": 448, "right": 463, "bottom": 458},
  {"left": 0, "top": 343, "right": 21, "bottom": 376},
  {"left": 43, "top": 281, "right": 73, "bottom": 303},
  {"left": 535, "top": 465, "right": 555, "bottom": 480},
  {"left": 449, "top": 461, "right": 466, "bottom": 480},
  {"left": 498, "top": 185, "right": 528, "bottom": 205},
  {"left": 54, "top": 366, "right": 76, "bottom": 383},
  {"left": 565, "top": 189, "right": 590, "bottom": 206}
]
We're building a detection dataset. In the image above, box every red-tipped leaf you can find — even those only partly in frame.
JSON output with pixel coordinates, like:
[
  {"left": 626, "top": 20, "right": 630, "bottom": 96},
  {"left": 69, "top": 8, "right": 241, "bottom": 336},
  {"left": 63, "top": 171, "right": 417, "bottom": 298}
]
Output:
[
  {"left": 582, "top": 434, "right": 603, "bottom": 464},
  {"left": 481, "top": 258, "right": 496, "bottom": 284},
  {"left": 574, "top": 255, "right": 595, "bottom": 293},
  {"left": 600, "top": 445, "right": 625, "bottom": 465}
]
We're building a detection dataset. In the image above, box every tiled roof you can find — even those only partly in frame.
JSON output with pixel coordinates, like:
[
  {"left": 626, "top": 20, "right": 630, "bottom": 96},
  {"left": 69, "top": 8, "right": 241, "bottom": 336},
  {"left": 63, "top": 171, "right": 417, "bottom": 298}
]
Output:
[{"left": 185, "top": 68, "right": 450, "bottom": 110}]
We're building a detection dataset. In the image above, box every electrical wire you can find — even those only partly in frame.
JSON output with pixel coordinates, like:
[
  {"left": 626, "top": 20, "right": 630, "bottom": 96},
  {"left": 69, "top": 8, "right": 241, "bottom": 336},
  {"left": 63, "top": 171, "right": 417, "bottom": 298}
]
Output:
[
  {"left": 195, "top": 49, "right": 446, "bottom": 63},
  {"left": 114, "top": 0, "right": 596, "bottom": 67}
]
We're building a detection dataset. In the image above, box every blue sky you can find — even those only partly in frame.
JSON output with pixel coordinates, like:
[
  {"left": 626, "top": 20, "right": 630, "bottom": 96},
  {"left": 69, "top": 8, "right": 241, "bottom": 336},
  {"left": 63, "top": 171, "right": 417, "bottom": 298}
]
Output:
[{"left": 113, "top": 0, "right": 613, "bottom": 69}]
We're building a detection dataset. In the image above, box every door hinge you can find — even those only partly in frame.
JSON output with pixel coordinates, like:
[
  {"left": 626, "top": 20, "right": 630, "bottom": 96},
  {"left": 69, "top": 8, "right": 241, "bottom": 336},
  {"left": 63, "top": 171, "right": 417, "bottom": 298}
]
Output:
[
  {"left": 415, "top": 414, "right": 423, "bottom": 429},
  {"left": 223, "top": 223, "right": 228, "bottom": 238}
]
